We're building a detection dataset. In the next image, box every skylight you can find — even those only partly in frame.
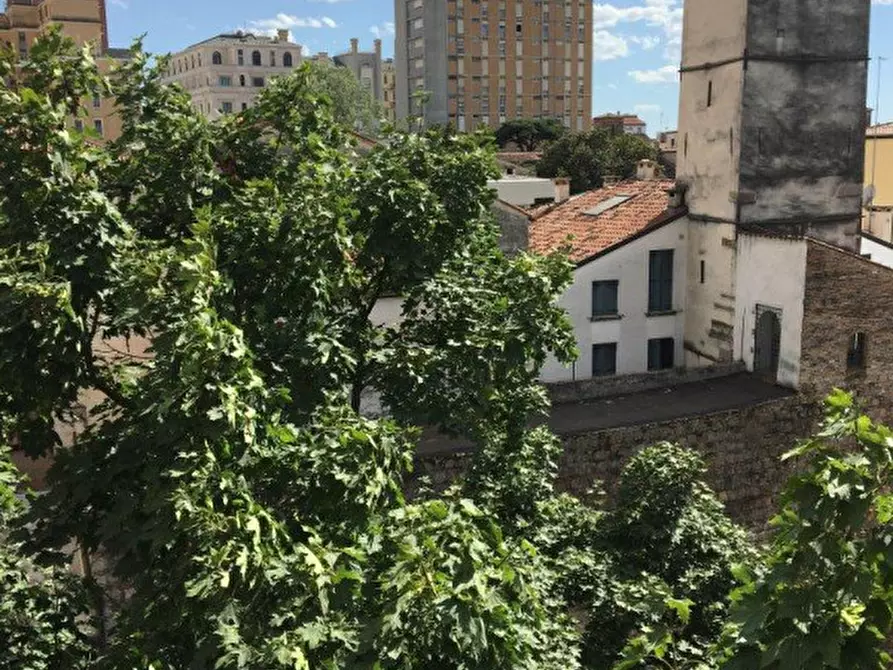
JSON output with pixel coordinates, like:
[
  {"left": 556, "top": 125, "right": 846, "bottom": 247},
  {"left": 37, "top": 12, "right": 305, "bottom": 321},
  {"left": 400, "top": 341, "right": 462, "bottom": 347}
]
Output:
[{"left": 583, "top": 194, "right": 635, "bottom": 217}]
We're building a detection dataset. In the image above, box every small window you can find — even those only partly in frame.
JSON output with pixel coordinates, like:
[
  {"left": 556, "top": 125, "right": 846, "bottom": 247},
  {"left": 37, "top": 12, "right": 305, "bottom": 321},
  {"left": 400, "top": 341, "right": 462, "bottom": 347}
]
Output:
[
  {"left": 648, "top": 338, "right": 675, "bottom": 371},
  {"left": 252, "top": 50, "right": 262, "bottom": 66},
  {"left": 847, "top": 333, "right": 867, "bottom": 370},
  {"left": 239, "top": 74, "right": 245, "bottom": 86},
  {"left": 648, "top": 249, "right": 674, "bottom": 313},
  {"left": 238, "top": 49, "right": 244, "bottom": 66},
  {"left": 684, "top": 133, "right": 688, "bottom": 158},
  {"left": 283, "top": 52, "right": 293, "bottom": 67},
  {"left": 219, "top": 75, "right": 232, "bottom": 87},
  {"left": 74, "top": 119, "right": 84, "bottom": 132},
  {"left": 592, "top": 343, "right": 617, "bottom": 377},
  {"left": 93, "top": 119, "right": 104, "bottom": 136},
  {"left": 221, "top": 101, "right": 233, "bottom": 114},
  {"left": 212, "top": 51, "right": 223, "bottom": 65},
  {"left": 700, "top": 260, "right": 705, "bottom": 284},
  {"left": 707, "top": 80, "right": 713, "bottom": 107},
  {"left": 592, "top": 280, "right": 619, "bottom": 318},
  {"left": 241, "top": 102, "right": 248, "bottom": 111},
  {"left": 92, "top": 93, "right": 101, "bottom": 108},
  {"left": 252, "top": 77, "right": 265, "bottom": 87}
]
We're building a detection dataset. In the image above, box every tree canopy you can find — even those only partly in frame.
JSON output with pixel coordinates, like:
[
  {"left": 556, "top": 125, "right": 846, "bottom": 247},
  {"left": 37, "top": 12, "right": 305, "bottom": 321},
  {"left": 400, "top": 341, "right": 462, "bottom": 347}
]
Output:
[
  {"left": 305, "top": 59, "right": 383, "bottom": 134},
  {"left": 537, "top": 126, "right": 659, "bottom": 193},
  {"left": 494, "top": 118, "right": 566, "bottom": 152},
  {"left": 3, "top": 32, "right": 893, "bottom": 670}
]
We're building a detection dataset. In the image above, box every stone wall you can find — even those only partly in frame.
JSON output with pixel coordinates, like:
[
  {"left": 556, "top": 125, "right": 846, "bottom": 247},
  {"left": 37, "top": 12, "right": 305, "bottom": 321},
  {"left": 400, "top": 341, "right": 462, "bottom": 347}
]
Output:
[
  {"left": 800, "top": 240, "right": 893, "bottom": 423},
  {"left": 415, "top": 394, "right": 823, "bottom": 530}
]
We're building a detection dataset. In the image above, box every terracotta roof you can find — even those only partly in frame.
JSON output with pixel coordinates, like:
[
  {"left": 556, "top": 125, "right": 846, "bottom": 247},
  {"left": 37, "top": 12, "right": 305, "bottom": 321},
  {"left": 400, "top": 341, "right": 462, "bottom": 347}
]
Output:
[
  {"left": 529, "top": 179, "right": 676, "bottom": 263},
  {"left": 592, "top": 114, "right": 646, "bottom": 126},
  {"left": 867, "top": 123, "right": 893, "bottom": 137},
  {"left": 496, "top": 151, "right": 542, "bottom": 163}
]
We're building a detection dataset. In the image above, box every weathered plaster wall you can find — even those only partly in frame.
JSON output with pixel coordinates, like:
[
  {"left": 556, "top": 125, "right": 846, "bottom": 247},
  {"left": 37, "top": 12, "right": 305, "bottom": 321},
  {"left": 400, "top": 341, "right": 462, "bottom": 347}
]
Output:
[
  {"left": 734, "top": 234, "right": 806, "bottom": 388},
  {"left": 799, "top": 241, "right": 893, "bottom": 421},
  {"left": 683, "top": 220, "right": 738, "bottom": 366}
]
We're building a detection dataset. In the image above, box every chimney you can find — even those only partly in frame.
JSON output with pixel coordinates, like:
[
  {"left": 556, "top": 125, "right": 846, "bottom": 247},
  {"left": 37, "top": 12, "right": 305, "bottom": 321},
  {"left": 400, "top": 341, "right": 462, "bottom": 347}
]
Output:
[
  {"left": 374, "top": 38, "right": 382, "bottom": 58},
  {"left": 351, "top": 38, "right": 359, "bottom": 54},
  {"left": 603, "top": 175, "right": 621, "bottom": 186},
  {"left": 277, "top": 29, "right": 289, "bottom": 43},
  {"left": 636, "top": 159, "right": 658, "bottom": 181},
  {"left": 667, "top": 182, "right": 688, "bottom": 209},
  {"left": 553, "top": 178, "right": 570, "bottom": 203}
]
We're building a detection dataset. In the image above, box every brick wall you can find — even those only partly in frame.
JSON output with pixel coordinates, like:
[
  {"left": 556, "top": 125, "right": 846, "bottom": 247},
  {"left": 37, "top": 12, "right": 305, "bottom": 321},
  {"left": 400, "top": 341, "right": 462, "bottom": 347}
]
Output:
[
  {"left": 800, "top": 240, "right": 893, "bottom": 422},
  {"left": 415, "top": 395, "right": 823, "bottom": 529}
]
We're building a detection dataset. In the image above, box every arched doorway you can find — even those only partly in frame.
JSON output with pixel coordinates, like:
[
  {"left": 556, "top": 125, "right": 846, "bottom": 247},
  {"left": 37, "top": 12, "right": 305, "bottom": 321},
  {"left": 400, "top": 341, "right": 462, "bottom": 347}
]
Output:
[{"left": 754, "top": 306, "right": 781, "bottom": 381}]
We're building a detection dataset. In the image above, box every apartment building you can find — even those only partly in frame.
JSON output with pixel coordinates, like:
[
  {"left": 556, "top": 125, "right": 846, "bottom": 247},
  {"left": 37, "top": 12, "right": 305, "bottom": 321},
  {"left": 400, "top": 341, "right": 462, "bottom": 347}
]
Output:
[
  {"left": 382, "top": 58, "right": 396, "bottom": 123},
  {"left": 0, "top": 0, "right": 127, "bottom": 140},
  {"left": 395, "top": 0, "right": 593, "bottom": 131},
  {"left": 162, "top": 30, "right": 303, "bottom": 118},
  {"left": 333, "top": 38, "right": 385, "bottom": 103}
]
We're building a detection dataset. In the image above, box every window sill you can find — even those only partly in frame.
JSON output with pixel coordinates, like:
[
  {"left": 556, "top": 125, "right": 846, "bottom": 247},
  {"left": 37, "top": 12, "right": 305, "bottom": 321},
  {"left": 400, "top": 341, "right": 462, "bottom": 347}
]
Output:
[
  {"left": 590, "top": 314, "right": 623, "bottom": 322},
  {"left": 646, "top": 310, "right": 679, "bottom": 317}
]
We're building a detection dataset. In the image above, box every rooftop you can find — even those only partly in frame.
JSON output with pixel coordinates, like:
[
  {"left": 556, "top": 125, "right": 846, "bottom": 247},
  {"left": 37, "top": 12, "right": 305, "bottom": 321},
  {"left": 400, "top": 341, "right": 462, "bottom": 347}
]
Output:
[
  {"left": 867, "top": 122, "right": 893, "bottom": 137},
  {"left": 183, "top": 32, "right": 300, "bottom": 51},
  {"left": 528, "top": 178, "right": 677, "bottom": 263},
  {"left": 593, "top": 114, "right": 647, "bottom": 126}
]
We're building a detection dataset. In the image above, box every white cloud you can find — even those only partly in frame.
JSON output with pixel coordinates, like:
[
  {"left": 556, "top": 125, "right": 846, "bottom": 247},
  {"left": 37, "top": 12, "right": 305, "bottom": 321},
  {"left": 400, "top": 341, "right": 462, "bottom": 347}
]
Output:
[
  {"left": 370, "top": 22, "right": 396, "bottom": 39},
  {"left": 630, "top": 35, "right": 660, "bottom": 51},
  {"left": 634, "top": 103, "right": 662, "bottom": 114},
  {"left": 247, "top": 13, "right": 339, "bottom": 35},
  {"left": 594, "top": 30, "right": 629, "bottom": 61},
  {"left": 594, "top": 0, "right": 682, "bottom": 64},
  {"left": 628, "top": 64, "right": 678, "bottom": 84}
]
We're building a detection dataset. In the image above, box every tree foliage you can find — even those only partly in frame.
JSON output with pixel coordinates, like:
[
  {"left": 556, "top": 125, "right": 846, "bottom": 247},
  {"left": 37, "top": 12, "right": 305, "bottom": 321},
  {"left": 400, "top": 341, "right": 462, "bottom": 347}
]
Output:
[
  {"left": 304, "top": 59, "right": 383, "bottom": 135},
  {"left": 494, "top": 118, "right": 566, "bottom": 152},
  {"left": 537, "top": 126, "right": 659, "bottom": 193}
]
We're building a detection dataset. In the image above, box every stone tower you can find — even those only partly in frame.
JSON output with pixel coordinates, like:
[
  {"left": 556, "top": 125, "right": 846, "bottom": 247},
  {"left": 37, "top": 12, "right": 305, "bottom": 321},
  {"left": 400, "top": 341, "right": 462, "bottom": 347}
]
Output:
[
  {"left": 677, "top": 0, "right": 871, "bottom": 367},
  {"left": 676, "top": 0, "right": 871, "bottom": 250}
]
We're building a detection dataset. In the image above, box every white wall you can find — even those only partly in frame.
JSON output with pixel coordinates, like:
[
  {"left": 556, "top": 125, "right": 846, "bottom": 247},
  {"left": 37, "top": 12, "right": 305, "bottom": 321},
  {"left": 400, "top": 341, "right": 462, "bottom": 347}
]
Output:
[
  {"left": 370, "top": 296, "right": 404, "bottom": 327},
  {"left": 733, "top": 234, "right": 806, "bottom": 389},
  {"left": 488, "top": 177, "right": 557, "bottom": 207},
  {"left": 860, "top": 234, "right": 893, "bottom": 269},
  {"left": 541, "top": 218, "right": 689, "bottom": 382}
]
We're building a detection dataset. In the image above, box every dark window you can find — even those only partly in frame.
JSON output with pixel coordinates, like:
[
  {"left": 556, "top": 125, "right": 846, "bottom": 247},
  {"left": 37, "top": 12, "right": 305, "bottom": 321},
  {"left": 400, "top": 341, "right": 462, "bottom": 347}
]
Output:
[
  {"left": 93, "top": 119, "right": 104, "bottom": 136},
  {"left": 283, "top": 52, "right": 293, "bottom": 67},
  {"left": 648, "top": 249, "right": 674, "bottom": 313},
  {"left": 238, "top": 49, "right": 244, "bottom": 66},
  {"left": 592, "top": 280, "right": 619, "bottom": 317},
  {"left": 252, "top": 50, "right": 262, "bottom": 66},
  {"left": 700, "top": 260, "right": 705, "bottom": 284},
  {"left": 74, "top": 119, "right": 84, "bottom": 132},
  {"left": 684, "top": 132, "right": 688, "bottom": 158},
  {"left": 221, "top": 101, "right": 233, "bottom": 113},
  {"left": 847, "top": 332, "right": 867, "bottom": 369},
  {"left": 241, "top": 102, "right": 248, "bottom": 111},
  {"left": 592, "top": 343, "right": 617, "bottom": 377},
  {"left": 240, "top": 74, "right": 245, "bottom": 86},
  {"left": 252, "top": 76, "right": 265, "bottom": 87},
  {"left": 92, "top": 92, "right": 101, "bottom": 108},
  {"left": 212, "top": 51, "right": 223, "bottom": 65},
  {"left": 648, "top": 338, "right": 675, "bottom": 371},
  {"left": 707, "top": 80, "right": 713, "bottom": 107}
]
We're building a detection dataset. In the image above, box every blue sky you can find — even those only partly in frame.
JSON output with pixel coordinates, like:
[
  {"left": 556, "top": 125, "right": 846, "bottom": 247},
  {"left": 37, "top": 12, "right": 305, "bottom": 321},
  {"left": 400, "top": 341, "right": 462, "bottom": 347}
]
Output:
[{"left": 105, "top": 0, "right": 893, "bottom": 135}]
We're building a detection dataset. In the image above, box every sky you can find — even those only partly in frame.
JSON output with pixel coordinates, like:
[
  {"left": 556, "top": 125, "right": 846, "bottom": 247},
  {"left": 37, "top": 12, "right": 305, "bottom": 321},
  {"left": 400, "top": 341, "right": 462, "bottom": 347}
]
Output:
[{"left": 105, "top": 0, "right": 893, "bottom": 135}]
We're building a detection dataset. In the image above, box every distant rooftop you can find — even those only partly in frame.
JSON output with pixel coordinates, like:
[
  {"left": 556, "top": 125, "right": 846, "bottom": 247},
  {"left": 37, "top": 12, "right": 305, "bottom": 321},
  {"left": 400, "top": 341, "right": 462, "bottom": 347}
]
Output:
[
  {"left": 593, "top": 113, "right": 647, "bottom": 127},
  {"left": 179, "top": 31, "right": 300, "bottom": 51},
  {"left": 867, "top": 122, "right": 893, "bottom": 137}
]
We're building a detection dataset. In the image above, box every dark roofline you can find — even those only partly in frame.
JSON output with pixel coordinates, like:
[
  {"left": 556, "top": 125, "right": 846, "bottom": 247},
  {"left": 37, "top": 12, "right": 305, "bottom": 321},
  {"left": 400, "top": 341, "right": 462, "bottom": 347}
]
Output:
[
  {"left": 806, "top": 236, "right": 893, "bottom": 275},
  {"left": 860, "top": 230, "right": 893, "bottom": 251},
  {"left": 575, "top": 206, "right": 689, "bottom": 269}
]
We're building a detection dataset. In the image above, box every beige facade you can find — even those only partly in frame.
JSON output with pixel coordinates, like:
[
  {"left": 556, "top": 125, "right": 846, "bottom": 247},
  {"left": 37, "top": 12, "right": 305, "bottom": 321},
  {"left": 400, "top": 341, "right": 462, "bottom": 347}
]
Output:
[
  {"left": 162, "top": 30, "right": 303, "bottom": 119},
  {"left": 382, "top": 58, "right": 396, "bottom": 123},
  {"left": 334, "top": 38, "right": 384, "bottom": 103},
  {"left": 863, "top": 124, "right": 893, "bottom": 239},
  {"left": 0, "top": 0, "right": 126, "bottom": 141},
  {"left": 395, "top": 0, "right": 593, "bottom": 131}
]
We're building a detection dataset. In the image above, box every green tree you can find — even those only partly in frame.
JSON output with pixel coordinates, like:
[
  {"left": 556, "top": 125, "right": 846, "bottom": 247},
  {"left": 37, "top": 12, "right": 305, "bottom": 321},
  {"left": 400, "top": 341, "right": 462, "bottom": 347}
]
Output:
[
  {"left": 1, "top": 31, "right": 579, "bottom": 668},
  {"left": 537, "top": 126, "right": 659, "bottom": 193},
  {"left": 305, "top": 59, "right": 383, "bottom": 134},
  {"left": 495, "top": 118, "right": 566, "bottom": 152}
]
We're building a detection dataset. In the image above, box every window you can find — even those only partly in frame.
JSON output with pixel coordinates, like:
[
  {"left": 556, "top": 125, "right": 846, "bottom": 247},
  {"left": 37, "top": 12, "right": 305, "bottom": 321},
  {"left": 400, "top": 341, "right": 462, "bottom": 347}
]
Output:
[
  {"left": 221, "top": 101, "right": 233, "bottom": 113},
  {"left": 238, "top": 49, "right": 244, "bottom": 66},
  {"left": 283, "top": 52, "right": 293, "bottom": 67},
  {"left": 241, "top": 102, "right": 248, "bottom": 111},
  {"left": 648, "top": 249, "right": 674, "bottom": 313},
  {"left": 847, "top": 333, "right": 867, "bottom": 370},
  {"left": 240, "top": 74, "right": 245, "bottom": 86},
  {"left": 252, "top": 77, "right": 265, "bottom": 87},
  {"left": 252, "top": 50, "right": 262, "bottom": 66},
  {"left": 212, "top": 51, "right": 223, "bottom": 65},
  {"left": 93, "top": 119, "right": 104, "bottom": 136},
  {"left": 648, "top": 338, "right": 675, "bottom": 371},
  {"left": 92, "top": 92, "right": 101, "bottom": 108},
  {"left": 700, "top": 260, "right": 706, "bottom": 284},
  {"left": 707, "top": 80, "right": 713, "bottom": 107},
  {"left": 592, "top": 280, "right": 619, "bottom": 318},
  {"left": 592, "top": 343, "right": 617, "bottom": 377},
  {"left": 219, "top": 75, "right": 232, "bottom": 86},
  {"left": 74, "top": 119, "right": 84, "bottom": 132}
]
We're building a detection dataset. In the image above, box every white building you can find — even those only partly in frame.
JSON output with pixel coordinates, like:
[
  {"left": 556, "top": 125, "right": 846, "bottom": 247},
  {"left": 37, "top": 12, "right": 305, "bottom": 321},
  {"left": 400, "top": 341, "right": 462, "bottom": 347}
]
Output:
[
  {"left": 488, "top": 176, "right": 569, "bottom": 208},
  {"left": 162, "top": 30, "right": 303, "bottom": 118}
]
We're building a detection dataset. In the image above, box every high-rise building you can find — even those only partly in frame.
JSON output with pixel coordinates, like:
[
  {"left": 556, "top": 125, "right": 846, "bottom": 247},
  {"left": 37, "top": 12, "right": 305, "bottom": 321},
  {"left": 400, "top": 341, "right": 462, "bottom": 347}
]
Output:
[
  {"left": 382, "top": 57, "right": 396, "bottom": 123},
  {"left": 395, "top": 0, "right": 592, "bottom": 131},
  {"left": 162, "top": 30, "right": 303, "bottom": 119},
  {"left": 0, "top": 0, "right": 127, "bottom": 140}
]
